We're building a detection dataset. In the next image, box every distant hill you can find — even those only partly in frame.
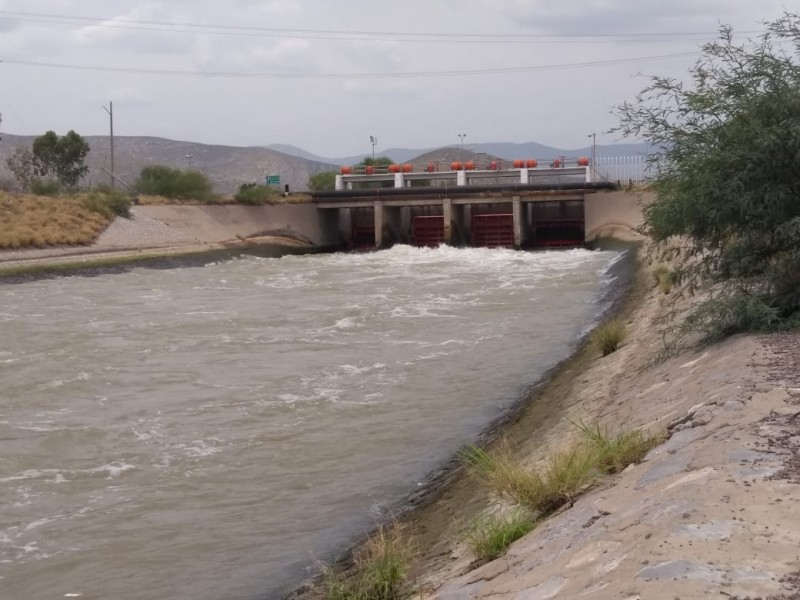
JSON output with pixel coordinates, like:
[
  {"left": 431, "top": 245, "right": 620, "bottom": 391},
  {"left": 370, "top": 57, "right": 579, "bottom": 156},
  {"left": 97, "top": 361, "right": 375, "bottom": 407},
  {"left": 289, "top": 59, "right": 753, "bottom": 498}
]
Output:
[
  {"left": 0, "top": 133, "right": 653, "bottom": 193},
  {"left": 0, "top": 134, "right": 337, "bottom": 194},
  {"left": 270, "top": 141, "right": 652, "bottom": 166}
]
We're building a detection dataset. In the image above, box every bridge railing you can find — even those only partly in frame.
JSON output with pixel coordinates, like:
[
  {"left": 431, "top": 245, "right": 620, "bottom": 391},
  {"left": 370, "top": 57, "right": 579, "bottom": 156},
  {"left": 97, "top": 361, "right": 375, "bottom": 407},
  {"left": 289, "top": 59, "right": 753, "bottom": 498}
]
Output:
[{"left": 594, "top": 155, "right": 655, "bottom": 187}]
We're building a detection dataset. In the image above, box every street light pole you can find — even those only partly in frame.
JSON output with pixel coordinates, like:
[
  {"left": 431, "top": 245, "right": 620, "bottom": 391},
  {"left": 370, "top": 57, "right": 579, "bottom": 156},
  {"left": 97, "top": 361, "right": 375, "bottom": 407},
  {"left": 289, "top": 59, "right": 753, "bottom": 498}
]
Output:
[
  {"left": 103, "top": 101, "right": 114, "bottom": 187},
  {"left": 369, "top": 135, "right": 377, "bottom": 160},
  {"left": 458, "top": 133, "right": 466, "bottom": 150}
]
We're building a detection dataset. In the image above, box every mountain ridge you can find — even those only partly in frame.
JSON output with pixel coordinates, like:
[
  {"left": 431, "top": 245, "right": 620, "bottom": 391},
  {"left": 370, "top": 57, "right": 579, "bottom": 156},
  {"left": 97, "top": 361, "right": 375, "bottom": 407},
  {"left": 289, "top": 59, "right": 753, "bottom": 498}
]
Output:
[{"left": 0, "top": 133, "right": 651, "bottom": 193}]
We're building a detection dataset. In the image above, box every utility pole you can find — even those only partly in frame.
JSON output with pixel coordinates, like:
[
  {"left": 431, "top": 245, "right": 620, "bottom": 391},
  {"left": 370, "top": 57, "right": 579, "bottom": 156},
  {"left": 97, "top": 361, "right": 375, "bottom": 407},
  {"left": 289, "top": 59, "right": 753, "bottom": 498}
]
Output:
[
  {"left": 369, "top": 135, "right": 377, "bottom": 160},
  {"left": 588, "top": 132, "right": 596, "bottom": 181},
  {"left": 458, "top": 133, "right": 466, "bottom": 150},
  {"left": 103, "top": 101, "right": 115, "bottom": 187}
]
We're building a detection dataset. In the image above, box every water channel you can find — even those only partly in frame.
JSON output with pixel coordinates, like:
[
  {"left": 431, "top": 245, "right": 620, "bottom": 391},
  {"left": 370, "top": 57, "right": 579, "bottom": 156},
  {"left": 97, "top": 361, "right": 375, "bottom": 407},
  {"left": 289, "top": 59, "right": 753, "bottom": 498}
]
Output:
[{"left": 0, "top": 245, "right": 624, "bottom": 599}]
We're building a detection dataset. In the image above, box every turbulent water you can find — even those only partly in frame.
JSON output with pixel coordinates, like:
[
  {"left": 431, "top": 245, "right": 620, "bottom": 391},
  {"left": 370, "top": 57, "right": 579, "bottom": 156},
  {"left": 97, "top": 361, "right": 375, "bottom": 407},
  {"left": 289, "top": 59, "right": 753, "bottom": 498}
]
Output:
[{"left": 0, "top": 245, "right": 623, "bottom": 599}]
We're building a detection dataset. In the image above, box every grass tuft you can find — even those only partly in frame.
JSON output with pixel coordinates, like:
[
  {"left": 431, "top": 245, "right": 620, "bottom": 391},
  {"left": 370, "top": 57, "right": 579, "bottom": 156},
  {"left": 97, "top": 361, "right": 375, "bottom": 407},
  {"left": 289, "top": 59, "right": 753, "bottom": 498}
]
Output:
[
  {"left": 463, "top": 511, "right": 536, "bottom": 562},
  {"left": 590, "top": 319, "right": 626, "bottom": 356},
  {"left": 651, "top": 263, "right": 676, "bottom": 294},
  {"left": 322, "top": 524, "right": 413, "bottom": 600},
  {"left": 573, "top": 420, "right": 665, "bottom": 474},
  {"left": 460, "top": 443, "right": 598, "bottom": 515}
]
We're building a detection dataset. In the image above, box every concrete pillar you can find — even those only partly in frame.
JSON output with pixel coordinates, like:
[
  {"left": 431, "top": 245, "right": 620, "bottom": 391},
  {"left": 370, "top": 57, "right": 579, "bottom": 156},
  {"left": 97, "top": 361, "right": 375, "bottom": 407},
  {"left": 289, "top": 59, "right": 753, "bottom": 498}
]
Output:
[
  {"left": 373, "top": 201, "right": 384, "bottom": 248},
  {"left": 456, "top": 170, "right": 467, "bottom": 186},
  {"left": 520, "top": 168, "right": 529, "bottom": 184},
  {"left": 335, "top": 174, "right": 344, "bottom": 190},
  {"left": 394, "top": 173, "right": 405, "bottom": 188},
  {"left": 443, "top": 198, "right": 452, "bottom": 245},
  {"left": 512, "top": 196, "right": 525, "bottom": 249}
]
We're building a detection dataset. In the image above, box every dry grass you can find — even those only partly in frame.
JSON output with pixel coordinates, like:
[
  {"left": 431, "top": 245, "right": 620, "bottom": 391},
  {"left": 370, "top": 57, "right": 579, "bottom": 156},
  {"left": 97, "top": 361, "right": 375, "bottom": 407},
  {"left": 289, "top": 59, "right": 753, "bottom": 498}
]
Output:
[
  {"left": 461, "top": 423, "right": 664, "bottom": 518},
  {"left": 590, "top": 319, "right": 627, "bottom": 356},
  {"left": 573, "top": 420, "right": 665, "bottom": 474},
  {"left": 651, "top": 263, "right": 676, "bottom": 294},
  {"left": 322, "top": 524, "right": 414, "bottom": 600},
  {"left": 0, "top": 191, "right": 112, "bottom": 249},
  {"left": 460, "top": 444, "right": 598, "bottom": 515}
]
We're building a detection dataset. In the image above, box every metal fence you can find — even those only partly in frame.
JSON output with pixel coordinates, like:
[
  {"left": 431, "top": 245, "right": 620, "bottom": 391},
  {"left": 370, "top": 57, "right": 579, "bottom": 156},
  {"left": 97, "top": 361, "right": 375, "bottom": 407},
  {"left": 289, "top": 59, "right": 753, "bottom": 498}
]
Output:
[{"left": 594, "top": 155, "right": 651, "bottom": 185}]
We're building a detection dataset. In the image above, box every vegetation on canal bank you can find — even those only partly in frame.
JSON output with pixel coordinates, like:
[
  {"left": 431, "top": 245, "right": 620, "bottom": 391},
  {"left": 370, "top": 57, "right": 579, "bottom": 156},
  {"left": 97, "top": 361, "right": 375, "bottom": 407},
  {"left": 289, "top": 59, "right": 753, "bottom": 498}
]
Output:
[
  {"left": 614, "top": 12, "right": 800, "bottom": 341},
  {"left": 0, "top": 189, "right": 130, "bottom": 249}
]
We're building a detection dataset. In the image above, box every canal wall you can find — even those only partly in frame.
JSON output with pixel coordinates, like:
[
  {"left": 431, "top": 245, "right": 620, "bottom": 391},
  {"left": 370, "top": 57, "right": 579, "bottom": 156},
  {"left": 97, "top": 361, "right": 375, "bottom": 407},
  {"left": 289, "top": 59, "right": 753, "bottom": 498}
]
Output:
[{"left": 584, "top": 189, "right": 651, "bottom": 242}]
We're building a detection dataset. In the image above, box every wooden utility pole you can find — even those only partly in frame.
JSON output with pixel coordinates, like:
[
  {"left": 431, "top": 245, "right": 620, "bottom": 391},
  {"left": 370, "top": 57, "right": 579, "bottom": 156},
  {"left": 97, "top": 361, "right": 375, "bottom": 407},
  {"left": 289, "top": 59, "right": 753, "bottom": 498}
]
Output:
[{"left": 103, "top": 102, "right": 115, "bottom": 187}]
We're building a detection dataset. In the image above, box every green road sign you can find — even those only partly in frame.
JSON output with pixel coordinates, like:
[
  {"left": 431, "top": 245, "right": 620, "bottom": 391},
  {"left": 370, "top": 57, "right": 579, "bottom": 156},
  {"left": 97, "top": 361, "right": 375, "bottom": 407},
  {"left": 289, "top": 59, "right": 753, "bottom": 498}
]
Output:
[{"left": 266, "top": 174, "right": 280, "bottom": 185}]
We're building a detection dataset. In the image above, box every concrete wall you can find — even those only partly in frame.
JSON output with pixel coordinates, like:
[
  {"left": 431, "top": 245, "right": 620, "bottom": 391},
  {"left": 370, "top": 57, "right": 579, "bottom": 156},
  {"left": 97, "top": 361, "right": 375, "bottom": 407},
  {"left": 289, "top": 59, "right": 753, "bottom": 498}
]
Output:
[
  {"left": 137, "top": 204, "right": 340, "bottom": 247},
  {"left": 584, "top": 189, "right": 652, "bottom": 242}
]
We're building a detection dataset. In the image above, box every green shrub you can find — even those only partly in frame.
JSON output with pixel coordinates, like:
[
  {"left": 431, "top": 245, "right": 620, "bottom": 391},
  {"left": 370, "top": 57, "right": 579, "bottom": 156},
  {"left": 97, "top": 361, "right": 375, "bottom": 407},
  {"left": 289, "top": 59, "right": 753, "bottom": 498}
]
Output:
[
  {"left": 30, "top": 178, "right": 61, "bottom": 196},
  {"left": 590, "top": 319, "right": 626, "bottom": 356},
  {"left": 134, "top": 165, "right": 214, "bottom": 201},
  {"left": 82, "top": 186, "right": 133, "bottom": 218},
  {"left": 464, "top": 511, "right": 536, "bottom": 562},
  {"left": 234, "top": 183, "right": 277, "bottom": 205},
  {"left": 322, "top": 525, "right": 412, "bottom": 600}
]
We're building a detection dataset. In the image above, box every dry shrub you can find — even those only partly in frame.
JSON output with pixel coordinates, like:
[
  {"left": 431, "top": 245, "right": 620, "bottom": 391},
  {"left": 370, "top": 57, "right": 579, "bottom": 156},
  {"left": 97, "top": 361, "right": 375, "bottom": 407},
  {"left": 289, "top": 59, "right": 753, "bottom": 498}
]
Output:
[{"left": 0, "top": 191, "right": 114, "bottom": 249}]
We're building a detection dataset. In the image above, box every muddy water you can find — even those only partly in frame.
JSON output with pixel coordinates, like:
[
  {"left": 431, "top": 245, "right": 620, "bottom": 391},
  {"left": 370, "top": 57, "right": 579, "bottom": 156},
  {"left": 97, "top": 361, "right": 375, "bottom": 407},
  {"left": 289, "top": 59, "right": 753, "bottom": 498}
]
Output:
[{"left": 0, "top": 245, "right": 622, "bottom": 599}]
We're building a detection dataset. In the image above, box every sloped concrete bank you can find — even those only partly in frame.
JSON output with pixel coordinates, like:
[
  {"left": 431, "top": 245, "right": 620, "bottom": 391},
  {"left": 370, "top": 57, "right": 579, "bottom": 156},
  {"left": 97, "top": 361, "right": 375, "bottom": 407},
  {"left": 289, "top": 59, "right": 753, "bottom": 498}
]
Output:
[
  {"left": 400, "top": 248, "right": 800, "bottom": 599},
  {"left": 291, "top": 244, "right": 800, "bottom": 599},
  {"left": 0, "top": 204, "right": 337, "bottom": 279}
]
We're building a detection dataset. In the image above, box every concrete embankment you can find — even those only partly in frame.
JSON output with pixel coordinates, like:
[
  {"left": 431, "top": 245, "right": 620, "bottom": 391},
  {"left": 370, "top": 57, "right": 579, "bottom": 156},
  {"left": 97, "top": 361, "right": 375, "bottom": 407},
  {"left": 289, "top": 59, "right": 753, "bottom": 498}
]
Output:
[
  {"left": 0, "top": 203, "right": 337, "bottom": 276},
  {"left": 393, "top": 245, "right": 800, "bottom": 600}
]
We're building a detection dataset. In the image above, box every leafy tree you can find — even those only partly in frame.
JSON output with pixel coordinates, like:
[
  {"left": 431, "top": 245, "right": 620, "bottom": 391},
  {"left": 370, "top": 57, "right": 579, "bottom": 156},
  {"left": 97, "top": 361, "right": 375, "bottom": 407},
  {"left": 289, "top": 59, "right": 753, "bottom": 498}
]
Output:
[
  {"left": 357, "top": 156, "right": 393, "bottom": 169},
  {"left": 6, "top": 148, "right": 37, "bottom": 191},
  {"left": 31, "top": 130, "right": 90, "bottom": 188},
  {"left": 614, "top": 12, "right": 800, "bottom": 340},
  {"left": 308, "top": 171, "right": 337, "bottom": 191},
  {"left": 134, "top": 165, "right": 214, "bottom": 201}
]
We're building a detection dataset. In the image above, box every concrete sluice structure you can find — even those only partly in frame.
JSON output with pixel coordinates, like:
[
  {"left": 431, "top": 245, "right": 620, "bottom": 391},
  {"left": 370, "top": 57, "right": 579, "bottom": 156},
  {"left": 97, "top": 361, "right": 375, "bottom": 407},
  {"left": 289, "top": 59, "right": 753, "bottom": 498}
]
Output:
[
  {"left": 314, "top": 182, "right": 615, "bottom": 250},
  {"left": 316, "top": 161, "right": 627, "bottom": 249}
]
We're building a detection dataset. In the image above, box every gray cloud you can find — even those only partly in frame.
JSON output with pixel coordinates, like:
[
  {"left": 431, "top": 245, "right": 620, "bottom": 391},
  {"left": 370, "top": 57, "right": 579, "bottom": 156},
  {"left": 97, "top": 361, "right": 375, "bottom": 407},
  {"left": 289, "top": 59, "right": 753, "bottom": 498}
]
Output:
[{"left": 0, "top": 0, "right": 790, "bottom": 156}]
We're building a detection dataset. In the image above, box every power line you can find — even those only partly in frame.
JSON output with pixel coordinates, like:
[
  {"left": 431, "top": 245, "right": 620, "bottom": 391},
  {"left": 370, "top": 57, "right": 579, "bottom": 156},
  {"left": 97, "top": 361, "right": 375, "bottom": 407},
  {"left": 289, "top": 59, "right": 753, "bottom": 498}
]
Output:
[
  {"left": 0, "top": 52, "right": 701, "bottom": 80},
  {"left": 0, "top": 9, "right": 754, "bottom": 44}
]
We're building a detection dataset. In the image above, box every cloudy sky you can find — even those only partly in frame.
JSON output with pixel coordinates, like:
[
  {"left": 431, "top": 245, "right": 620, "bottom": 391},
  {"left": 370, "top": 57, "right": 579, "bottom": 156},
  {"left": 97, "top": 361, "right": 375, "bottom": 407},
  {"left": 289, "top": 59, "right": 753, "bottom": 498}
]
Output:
[{"left": 0, "top": 0, "right": 790, "bottom": 157}]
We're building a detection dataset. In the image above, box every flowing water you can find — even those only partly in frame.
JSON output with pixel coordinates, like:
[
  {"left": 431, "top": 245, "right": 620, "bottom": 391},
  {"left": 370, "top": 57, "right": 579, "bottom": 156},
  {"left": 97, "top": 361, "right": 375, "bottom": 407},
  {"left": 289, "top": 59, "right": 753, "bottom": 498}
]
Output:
[{"left": 0, "top": 245, "right": 624, "bottom": 599}]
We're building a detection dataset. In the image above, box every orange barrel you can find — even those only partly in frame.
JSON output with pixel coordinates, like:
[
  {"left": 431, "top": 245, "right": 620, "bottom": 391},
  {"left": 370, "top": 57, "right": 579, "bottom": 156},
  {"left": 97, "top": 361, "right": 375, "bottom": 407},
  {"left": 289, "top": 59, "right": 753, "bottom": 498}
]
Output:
[
  {"left": 388, "top": 164, "right": 401, "bottom": 173},
  {"left": 513, "top": 159, "right": 525, "bottom": 168},
  {"left": 426, "top": 163, "right": 436, "bottom": 173},
  {"left": 451, "top": 161, "right": 462, "bottom": 171},
  {"left": 489, "top": 160, "right": 499, "bottom": 170},
  {"left": 552, "top": 159, "right": 562, "bottom": 168},
  {"left": 577, "top": 157, "right": 590, "bottom": 166},
  {"left": 526, "top": 159, "right": 538, "bottom": 168},
  {"left": 464, "top": 161, "right": 475, "bottom": 170},
  {"left": 365, "top": 165, "right": 375, "bottom": 175},
  {"left": 341, "top": 166, "right": 352, "bottom": 174},
  {"left": 402, "top": 163, "right": 413, "bottom": 173}
]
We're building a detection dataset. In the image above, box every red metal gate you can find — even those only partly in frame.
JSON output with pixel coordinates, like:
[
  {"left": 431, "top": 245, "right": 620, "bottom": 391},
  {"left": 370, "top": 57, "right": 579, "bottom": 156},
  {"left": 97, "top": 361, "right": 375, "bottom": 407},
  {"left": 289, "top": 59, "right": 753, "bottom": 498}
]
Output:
[
  {"left": 411, "top": 215, "right": 445, "bottom": 246},
  {"left": 471, "top": 213, "right": 514, "bottom": 248}
]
